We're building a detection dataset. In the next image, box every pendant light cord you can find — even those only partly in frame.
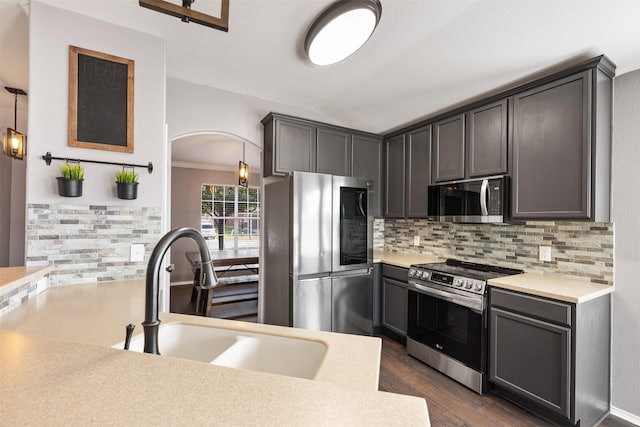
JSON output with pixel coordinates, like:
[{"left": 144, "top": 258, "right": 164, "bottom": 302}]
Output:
[{"left": 13, "top": 93, "right": 17, "bottom": 129}]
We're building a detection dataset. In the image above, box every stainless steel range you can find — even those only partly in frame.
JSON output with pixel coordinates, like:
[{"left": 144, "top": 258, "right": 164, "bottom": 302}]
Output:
[{"left": 406, "top": 259, "right": 522, "bottom": 394}]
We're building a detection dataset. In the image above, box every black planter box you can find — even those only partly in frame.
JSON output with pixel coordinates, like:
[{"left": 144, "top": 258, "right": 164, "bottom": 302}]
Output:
[
  {"left": 57, "top": 178, "right": 83, "bottom": 197},
  {"left": 116, "top": 182, "right": 138, "bottom": 200}
]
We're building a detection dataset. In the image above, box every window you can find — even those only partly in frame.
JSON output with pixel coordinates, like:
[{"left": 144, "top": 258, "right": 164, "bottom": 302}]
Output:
[{"left": 201, "top": 184, "right": 260, "bottom": 251}]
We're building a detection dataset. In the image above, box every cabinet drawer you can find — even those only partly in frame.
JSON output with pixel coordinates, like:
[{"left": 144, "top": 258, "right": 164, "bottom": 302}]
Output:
[
  {"left": 490, "top": 288, "right": 572, "bottom": 327},
  {"left": 381, "top": 264, "right": 408, "bottom": 283}
]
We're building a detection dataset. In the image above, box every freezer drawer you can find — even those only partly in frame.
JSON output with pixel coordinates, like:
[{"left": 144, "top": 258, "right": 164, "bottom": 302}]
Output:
[
  {"left": 332, "top": 272, "right": 373, "bottom": 335},
  {"left": 292, "top": 277, "right": 332, "bottom": 332}
]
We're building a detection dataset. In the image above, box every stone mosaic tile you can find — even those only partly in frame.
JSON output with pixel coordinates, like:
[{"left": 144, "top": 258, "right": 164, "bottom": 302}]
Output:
[
  {"left": 0, "top": 280, "right": 39, "bottom": 317},
  {"left": 27, "top": 204, "right": 162, "bottom": 286},
  {"left": 383, "top": 219, "right": 614, "bottom": 286}
]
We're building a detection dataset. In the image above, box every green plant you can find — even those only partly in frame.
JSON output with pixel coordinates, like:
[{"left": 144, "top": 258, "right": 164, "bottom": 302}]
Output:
[
  {"left": 115, "top": 169, "right": 138, "bottom": 184},
  {"left": 59, "top": 163, "right": 84, "bottom": 180}
]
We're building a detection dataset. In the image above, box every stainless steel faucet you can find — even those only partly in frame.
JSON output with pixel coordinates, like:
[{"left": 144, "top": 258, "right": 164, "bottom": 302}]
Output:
[{"left": 142, "top": 227, "right": 217, "bottom": 354}]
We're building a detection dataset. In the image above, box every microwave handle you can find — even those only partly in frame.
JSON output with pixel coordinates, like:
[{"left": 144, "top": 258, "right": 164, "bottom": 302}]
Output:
[{"left": 480, "top": 179, "right": 489, "bottom": 216}]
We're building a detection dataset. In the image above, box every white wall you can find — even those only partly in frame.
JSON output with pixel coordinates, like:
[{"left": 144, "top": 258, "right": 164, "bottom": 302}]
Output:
[
  {"left": 167, "top": 77, "right": 340, "bottom": 146},
  {"left": 611, "top": 69, "right": 640, "bottom": 419},
  {"left": 27, "top": 1, "right": 166, "bottom": 208}
]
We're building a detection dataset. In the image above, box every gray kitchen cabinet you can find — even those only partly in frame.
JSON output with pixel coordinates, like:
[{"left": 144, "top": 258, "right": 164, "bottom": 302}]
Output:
[
  {"left": 406, "top": 126, "right": 431, "bottom": 218},
  {"left": 466, "top": 99, "right": 508, "bottom": 177},
  {"left": 511, "top": 67, "right": 612, "bottom": 221},
  {"left": 383, "top": 126, "right": 431, "bottom": 219},
  {"left": 432, "top": 113, "right": 465, "bottom": 182},
  {"left": 489, "top": 287, "right": 610, "bottom": 426},
  {"left": 317, "top": 127, "right": 350, "bottom": 176},
  {"left": 383, "top": 135, "right": 406, "bottom": 218},
  {"left": 263, "top": 115, "right": 316, "bottom": 176},
  {"left": 381, "top": 264, "right": 409, "bottom": 339},
  {"left": 351, "top": 134, "right": 383, "bottom": 218}
]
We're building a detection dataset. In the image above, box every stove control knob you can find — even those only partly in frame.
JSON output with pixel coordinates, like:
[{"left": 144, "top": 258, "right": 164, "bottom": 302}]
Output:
[
  {"left": 453, "top": 278, "right": 463, "bottom": 287},
  {"left": 465, "top": 280, "right": 473, "bottom": 289},
  {"left": 474, "top": 282, "right": 483, "bottom": 292},
  {"left": 421, "top": 271, "right": 429, "bottom": 279},
  {"left": 409, "top": 269, "right": 416, "bottom": 277}
]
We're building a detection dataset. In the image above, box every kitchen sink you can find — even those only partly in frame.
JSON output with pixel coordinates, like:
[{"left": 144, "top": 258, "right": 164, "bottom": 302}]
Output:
[{"left": 113, "top": 322, "right": 327, "bottom": 379}]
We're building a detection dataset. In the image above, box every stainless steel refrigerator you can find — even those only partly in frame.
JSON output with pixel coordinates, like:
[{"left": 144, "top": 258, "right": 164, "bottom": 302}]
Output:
[{"left": 263, "top": 171, "right": 373, "bottom": 335}]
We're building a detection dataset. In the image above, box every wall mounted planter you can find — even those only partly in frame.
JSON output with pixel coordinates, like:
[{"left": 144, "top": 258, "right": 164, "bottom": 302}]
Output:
[
  {"left": 57, "top": 177, "right": 83, "bottom": 197},
  {"left": 116, "top": 182, "right": 138, "bottom": 200}
]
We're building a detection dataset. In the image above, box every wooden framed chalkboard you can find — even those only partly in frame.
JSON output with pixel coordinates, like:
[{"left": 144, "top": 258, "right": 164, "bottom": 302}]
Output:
[{"left": 68, "top": 46, "right": 134, "bottom": 153}]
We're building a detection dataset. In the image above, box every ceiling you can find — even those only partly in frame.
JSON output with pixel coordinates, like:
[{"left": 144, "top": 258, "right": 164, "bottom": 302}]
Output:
[
  {"left": 172, "top": 133, "right": 261, "bottom": 169},
  {"left": 3, "top": 0, "right": 640, "bottom": 164}
]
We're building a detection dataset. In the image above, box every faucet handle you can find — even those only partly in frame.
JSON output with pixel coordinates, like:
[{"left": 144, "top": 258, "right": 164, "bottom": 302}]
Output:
[{"left": 165, "top": 264, "right": 175, "bottom": 273}]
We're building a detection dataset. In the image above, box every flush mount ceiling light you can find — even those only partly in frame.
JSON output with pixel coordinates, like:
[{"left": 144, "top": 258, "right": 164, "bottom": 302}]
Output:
[{"left": 304, "top": 0, "right": 382, "bottom": 66}]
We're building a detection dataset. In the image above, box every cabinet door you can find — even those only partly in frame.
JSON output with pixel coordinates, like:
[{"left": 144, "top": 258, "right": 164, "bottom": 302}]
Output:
[
  {"left": 432, "top": 114, "right": 465, "bottom": 182},
  {"left": 511, "top": 71, "right": 591, "bottom": 219},
  {"left": 466, "top": 99, "right": 508, "bottom": 177},
  {"left": 406, "top": 126, "right": 431, "bottom": 218},
  {"left": 317, "top": 127, "right": 350, "bottom": 175},
  {"left": 490, "top": 307, "right": 571, "bottom": 418},
  {"left": 274, "top": 119, "right": 316, "bottom": 175},
  {"left": 382, "top": 277, "right": 407, "bottom": 335},
  {"left": 351, "top": 134, "right": 382, "bottom": 217},
  {"left": 384, "top": 135, "right": 406, "bottom": 218}
]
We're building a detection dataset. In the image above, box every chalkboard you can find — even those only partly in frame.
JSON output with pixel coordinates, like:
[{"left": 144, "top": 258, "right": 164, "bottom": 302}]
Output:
[{"left": 68, "top": 46, "right": 134, "bottom": 153}]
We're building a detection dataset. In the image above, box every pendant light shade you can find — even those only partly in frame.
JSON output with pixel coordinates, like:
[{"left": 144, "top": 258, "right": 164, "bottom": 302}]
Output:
[{"left": 305, "top": 0, "right": 381, "bottom": 66}]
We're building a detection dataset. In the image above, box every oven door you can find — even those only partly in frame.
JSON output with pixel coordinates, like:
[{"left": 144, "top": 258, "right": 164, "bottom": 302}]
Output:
[{"left": 407, "top": 282, "right": 486, "bottom": 372}]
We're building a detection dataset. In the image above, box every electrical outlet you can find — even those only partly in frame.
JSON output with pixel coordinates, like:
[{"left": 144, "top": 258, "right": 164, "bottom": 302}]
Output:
[
  {"left": 130, "top": 244, "right": 145, "bottom": 262},
  {"left": 539, "top": 246, "right": 552, "bottom": 262},
  {"left": 414, "top": 235, "right": 420, "bottom": 246}
]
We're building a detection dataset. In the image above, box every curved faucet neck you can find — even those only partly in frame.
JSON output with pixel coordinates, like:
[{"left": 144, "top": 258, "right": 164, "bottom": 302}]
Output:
[{"left": 142, "top": 227, "right": 216, "bottom": 354}]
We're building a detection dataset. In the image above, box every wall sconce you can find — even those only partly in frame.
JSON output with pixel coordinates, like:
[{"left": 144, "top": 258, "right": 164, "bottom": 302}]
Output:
[{"left": 2, "top": 86, "right": 27, "bottom": 160}]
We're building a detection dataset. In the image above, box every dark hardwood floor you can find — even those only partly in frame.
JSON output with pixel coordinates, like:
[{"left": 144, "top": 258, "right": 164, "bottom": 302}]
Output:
[{"left": 377, "top": 334, "right": 633, "bottom": 427}]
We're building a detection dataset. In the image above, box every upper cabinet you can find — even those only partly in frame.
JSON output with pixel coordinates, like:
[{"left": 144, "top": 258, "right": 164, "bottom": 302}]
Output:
[
  {"left": 383, "top": 135, "right": 406, "bottom": 218},
  {"left": 383, "top": 125, "right": 431, "bottom": 218},
  {"left": 466, "top": 99, "right": 508, "bottom": 178},
  {"left": 317, "top": 127, "right": 350, "bottom": 176},
  {"left": 432, "top": 114, "right": 465, "bottom": 183},
  {"left": 511, "top": 67, "right": 612, "bottom": 221},
  {"left": 385, "top": 55, "right": 614, "bottom": 222},
  {"left": 263, "top": 116, "right": 316, "bottom": 176},
  {"left": 262, "top": 113, "right": 383, "bottom": 217},
  {"left": 432, "top": 102, "right": 508, "bottom": 183},
  {"left": 351, "top": 134, "right": 383, "bottom": 218}
]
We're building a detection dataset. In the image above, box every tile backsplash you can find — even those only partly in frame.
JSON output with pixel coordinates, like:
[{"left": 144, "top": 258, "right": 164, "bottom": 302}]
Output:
[
  {"left": 383, "top": 219, "right": 613, "bottom": 285},
  {"left": 27, "top": 204, "right": 162, "bottom": 286}
]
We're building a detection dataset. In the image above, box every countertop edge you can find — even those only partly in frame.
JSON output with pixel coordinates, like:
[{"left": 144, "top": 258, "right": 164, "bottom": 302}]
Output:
[
  {"left": 0, "top": 265, "right": 54, "bottom": 296},
  {"left": 488, "top": 273, "right": 614, "bottom": 304}
]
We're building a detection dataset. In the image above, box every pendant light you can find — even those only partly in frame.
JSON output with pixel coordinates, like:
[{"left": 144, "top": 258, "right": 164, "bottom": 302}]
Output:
[
  {"left": 238, "top": 143, "right": 248, "bottom": 187},
  {"left": 2, "top": 86, "right": 27, "bottom": 160},
  {"left": 304, "top": 0, "right": 382, "bottom": 66}
]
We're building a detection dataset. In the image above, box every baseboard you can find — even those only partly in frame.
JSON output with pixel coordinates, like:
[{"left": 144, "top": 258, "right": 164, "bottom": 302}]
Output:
[{"left": 610, "top": 406, "right": 640, "bottom": 426}]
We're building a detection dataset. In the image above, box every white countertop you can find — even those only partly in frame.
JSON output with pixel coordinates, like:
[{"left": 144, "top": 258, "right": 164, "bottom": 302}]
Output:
[
  {"left": 0, "top": 279, "right": 430, "bottom": 425},
  {"left": 374, "top": 250, "right": 443, "bottom": 269},
  {"left": 488, "top": 273, "right": 614, "bottom": 304}
]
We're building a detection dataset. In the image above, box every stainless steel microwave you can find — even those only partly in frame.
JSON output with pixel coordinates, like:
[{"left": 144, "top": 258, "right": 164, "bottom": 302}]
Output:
[{"left": 427, "top": 176, "right": 509, "bottom": 223}]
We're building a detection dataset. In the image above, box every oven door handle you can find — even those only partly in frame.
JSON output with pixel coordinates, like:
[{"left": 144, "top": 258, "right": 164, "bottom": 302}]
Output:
[{"left": 409, "top": 281, "right": 484, "bottom": 312}]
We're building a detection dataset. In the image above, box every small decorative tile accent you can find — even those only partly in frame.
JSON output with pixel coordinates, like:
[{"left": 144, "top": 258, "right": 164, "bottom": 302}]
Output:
[
  {"left": 383, "top": 219, "right": 614, "bottom": 286},
  {"left": 0, "top": 278, "right": 40, "bottom": 317},
  {"left": 26, "top": 204, "right": 162, "bottom": 286}
]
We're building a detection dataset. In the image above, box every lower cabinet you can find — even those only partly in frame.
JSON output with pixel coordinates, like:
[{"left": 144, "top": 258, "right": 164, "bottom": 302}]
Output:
[
  {"left": 380, "top": 264, "right": 408, "bottom": 339},
  {"left": 489, "top": 287, "right": 610, "bottom": 427}
]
